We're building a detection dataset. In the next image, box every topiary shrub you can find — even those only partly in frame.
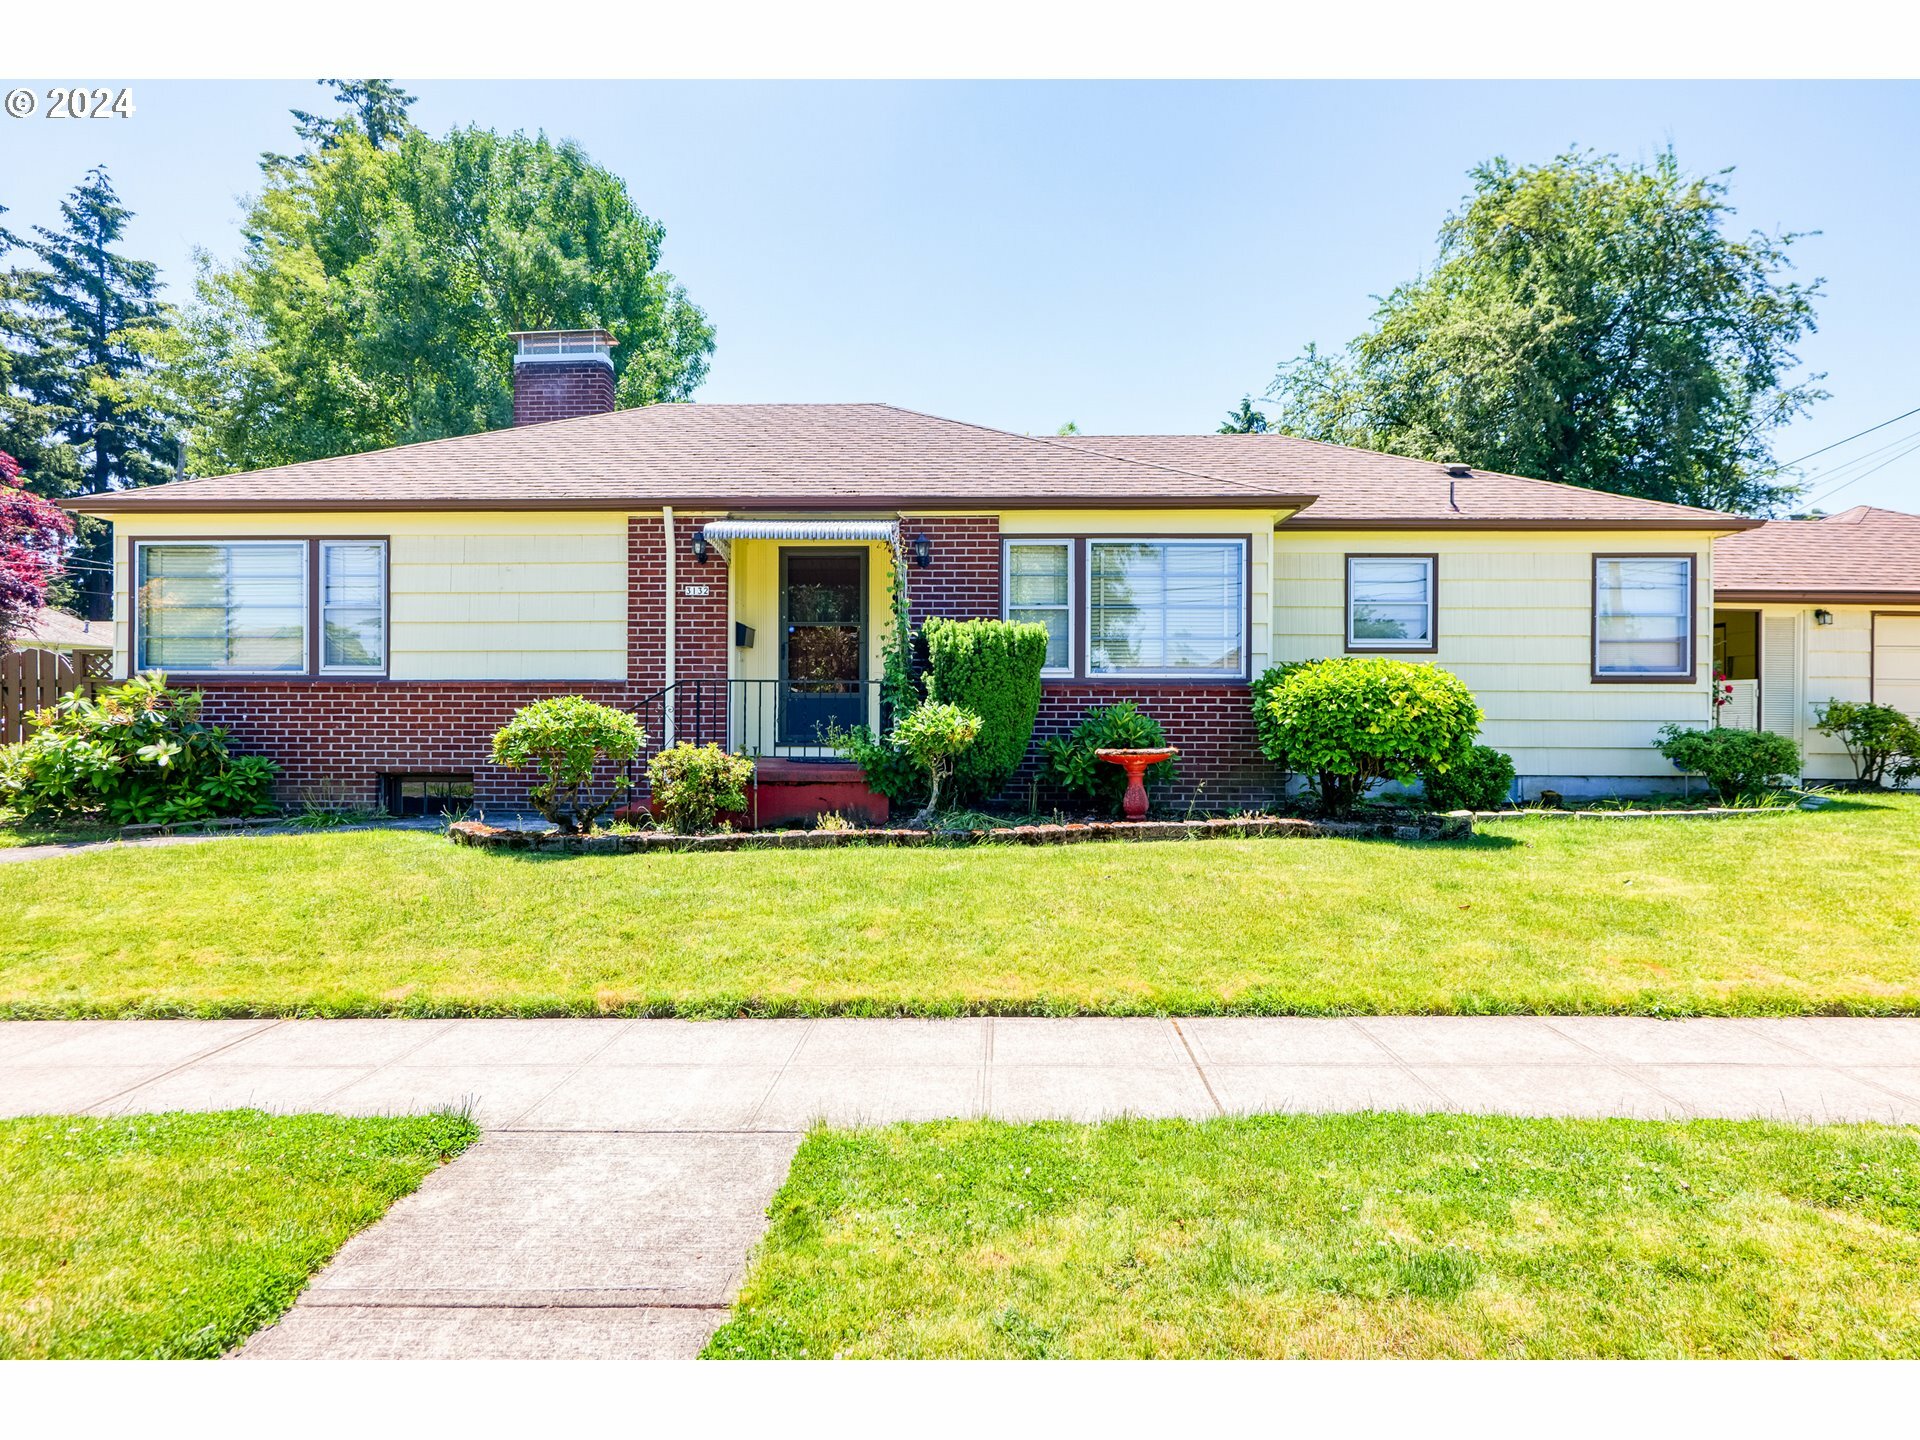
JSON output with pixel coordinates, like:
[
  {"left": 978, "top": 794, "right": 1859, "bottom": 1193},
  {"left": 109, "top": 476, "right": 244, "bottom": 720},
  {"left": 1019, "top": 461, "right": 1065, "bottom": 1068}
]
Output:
[
  {"left": 647, "top": 742, "right": 754, "bottom": 834},
  {"left": 1254, "top": 657, "right": 1483, "bottom": 815},
  {"left": 1813, "top": 700, "right": 1920, "bottom": 789},
  {"left": 1420, "top": 743, "right": 1516, "bottom": 812},
  {"left": 1043, "top": 702, "right": 1177, "bottom": 815},
  {"left": 0, "top": 673, "right": 279, "bottom": 826},
  {"left": 922, "top": 617, "right": 1049, "bottom": 802},
  {"left": 891, "top": 700, "right": 983, "bottom": 827},
  {"left": 490, "top": 695, "right": 644, "bottom": 834},
  {"left": 1653, "top": 724, "right": 1800, "bottom": 801}
]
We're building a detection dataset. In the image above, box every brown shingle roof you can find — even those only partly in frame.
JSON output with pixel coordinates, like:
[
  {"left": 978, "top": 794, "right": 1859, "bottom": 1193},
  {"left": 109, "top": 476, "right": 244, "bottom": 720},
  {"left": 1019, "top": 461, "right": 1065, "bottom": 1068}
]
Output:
[
  {"left": 65, "top": 402, "right": 1753, "bottom": 530},
  {"left": 1069, "top": 433, "right": 1757, "bottom": 530},
  {"left": 1713, "top": 505, "right": 1920, "bottom": 602},
  {"left": 65, "top": 404, "right": 1312, "bottom": 514}
]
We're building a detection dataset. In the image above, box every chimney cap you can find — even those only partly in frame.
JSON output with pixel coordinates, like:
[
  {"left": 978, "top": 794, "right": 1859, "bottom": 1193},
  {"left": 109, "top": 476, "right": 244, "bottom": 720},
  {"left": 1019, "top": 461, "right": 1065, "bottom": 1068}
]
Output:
[{"left": 512, "top": 329, "right": 617, "bottom": 365}]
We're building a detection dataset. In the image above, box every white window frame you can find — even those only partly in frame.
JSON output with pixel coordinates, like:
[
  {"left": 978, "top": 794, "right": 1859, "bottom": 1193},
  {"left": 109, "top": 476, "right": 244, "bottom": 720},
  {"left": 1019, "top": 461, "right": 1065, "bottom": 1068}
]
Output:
[
  {"left": 1085, "top": 536, "right": 1249, "bottom": 681},
  {"left": 318, "top": 539, "right": 389, "bottom": 676},
  {"left": 134, "top": 539, "right": 310, "bottom": 676},
  {"left": 1001, "top": 538, "right": 1075, "bottom": 677},
  {"left": 1592, "top": 553, "right": 1696, "bottom": 681},
  {"left": 1346, "top": 554, "right": 1437, "bottom": 652}
]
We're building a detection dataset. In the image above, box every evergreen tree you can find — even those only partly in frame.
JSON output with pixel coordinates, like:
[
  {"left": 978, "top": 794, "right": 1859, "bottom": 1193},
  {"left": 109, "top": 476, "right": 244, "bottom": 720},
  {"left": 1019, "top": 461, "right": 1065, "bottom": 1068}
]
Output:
[
  {"left": 1218, "top": 397, "right": 1268, "bottom": 434},
  {"left": 289, "top": 78, "right": 418, "bottom": 152}
]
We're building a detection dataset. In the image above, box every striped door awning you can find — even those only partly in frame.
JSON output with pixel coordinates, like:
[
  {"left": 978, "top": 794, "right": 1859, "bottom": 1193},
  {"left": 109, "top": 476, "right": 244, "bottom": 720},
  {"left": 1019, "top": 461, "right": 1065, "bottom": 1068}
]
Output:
[{"left": 698, "top": 519, "right": 899, "bottom": 560}]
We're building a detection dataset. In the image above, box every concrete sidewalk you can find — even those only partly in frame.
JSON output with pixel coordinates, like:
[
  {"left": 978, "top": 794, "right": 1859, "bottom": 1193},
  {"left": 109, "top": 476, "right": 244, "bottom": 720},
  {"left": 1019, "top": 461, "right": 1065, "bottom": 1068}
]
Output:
[{"left": 5, "top": 1015, "right": 1919, "bottom": 1126}]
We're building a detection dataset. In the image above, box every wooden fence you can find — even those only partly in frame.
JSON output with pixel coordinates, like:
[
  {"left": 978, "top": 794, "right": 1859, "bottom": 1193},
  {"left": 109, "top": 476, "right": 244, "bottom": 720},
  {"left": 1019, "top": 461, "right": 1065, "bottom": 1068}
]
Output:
[{"left": 2, "top": 648, "right": 105, "bottom": 744}]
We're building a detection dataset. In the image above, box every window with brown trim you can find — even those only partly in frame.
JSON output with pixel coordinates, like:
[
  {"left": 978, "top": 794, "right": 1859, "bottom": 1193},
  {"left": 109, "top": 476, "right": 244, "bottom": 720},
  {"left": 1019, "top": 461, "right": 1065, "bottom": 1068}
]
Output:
[
  {"left": 133, "top": 538, "right": 389, "bottom": 678},
  {"left": 1592, "top": 554, "right": 1695, "bottom": 681},
  {"left": 1346, "top": 554, "right": 1437, "bottom": 652}
]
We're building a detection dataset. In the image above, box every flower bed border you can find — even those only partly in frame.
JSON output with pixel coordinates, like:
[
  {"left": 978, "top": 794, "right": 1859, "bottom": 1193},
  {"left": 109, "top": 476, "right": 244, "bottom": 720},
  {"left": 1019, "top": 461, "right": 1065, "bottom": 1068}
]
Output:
[{"left": 448, "top": 810, "right": 1474, "bottom": 854}]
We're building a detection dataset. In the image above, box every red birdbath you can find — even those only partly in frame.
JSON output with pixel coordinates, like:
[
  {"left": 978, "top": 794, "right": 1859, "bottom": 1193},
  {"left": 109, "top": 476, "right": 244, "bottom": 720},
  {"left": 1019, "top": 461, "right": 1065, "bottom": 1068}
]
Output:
[{"left": 1095, "top": 747, "right": 1179, "bottom": 820}]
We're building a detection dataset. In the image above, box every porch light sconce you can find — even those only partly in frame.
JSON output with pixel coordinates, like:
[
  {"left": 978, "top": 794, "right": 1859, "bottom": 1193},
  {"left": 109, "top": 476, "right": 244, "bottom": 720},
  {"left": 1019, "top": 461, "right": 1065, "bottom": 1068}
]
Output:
[
  {"left": 911, "top": 533, "right": 932, "bottom": 569},
  {"left": 1813, "top": 608, "right": 1834, "bottom": 627},
  {"left": 690, "top": 531, "right": 709, "bottom": 564}
]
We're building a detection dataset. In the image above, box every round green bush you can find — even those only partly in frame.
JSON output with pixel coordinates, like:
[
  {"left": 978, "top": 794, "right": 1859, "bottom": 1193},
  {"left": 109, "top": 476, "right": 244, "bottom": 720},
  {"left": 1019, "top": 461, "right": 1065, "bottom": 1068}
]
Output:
[
  {"left": 1653, "top": 724, "right": 1800, "bottom": 801},
  {"left": 490, "top": 695, "right": 644, "bottom": 834},
  {"left": 0, "top": 673, "right": 278, "bottom": 826},
  {"left": 1255, "top": 657, "right": 1483, "bottom": 815},
  {"left": 1043, "top": 702, "right": 1177, "bottom": 815},
  {"left": 923, "top": 617, "right": 1049, "bottom": 802},
  {"left": 1813, "top": 700, "right": 1920, "bottom": 788},
  {"left": 891, "top": 700, "right": 983, "bottom": 824},
  {"left": 647, "top": 742, "right": 754, "bottom": 834},
  {"left": 1420, "top": 743, "right": 1516, "bottom": 812}
]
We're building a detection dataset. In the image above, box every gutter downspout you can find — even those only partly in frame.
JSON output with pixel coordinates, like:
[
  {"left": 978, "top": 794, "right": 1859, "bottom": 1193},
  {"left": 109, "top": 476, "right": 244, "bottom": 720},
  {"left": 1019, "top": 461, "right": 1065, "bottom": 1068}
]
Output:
[{"left": 663, "top": 506, "right": 676, "bottom": 748}]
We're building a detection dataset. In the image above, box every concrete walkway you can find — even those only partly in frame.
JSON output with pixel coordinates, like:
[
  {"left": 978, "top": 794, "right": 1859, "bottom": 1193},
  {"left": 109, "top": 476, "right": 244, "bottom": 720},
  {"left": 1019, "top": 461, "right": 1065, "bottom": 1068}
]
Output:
[{"left": 7, "top": 1016, "right": 1917, "bottom": 1359}]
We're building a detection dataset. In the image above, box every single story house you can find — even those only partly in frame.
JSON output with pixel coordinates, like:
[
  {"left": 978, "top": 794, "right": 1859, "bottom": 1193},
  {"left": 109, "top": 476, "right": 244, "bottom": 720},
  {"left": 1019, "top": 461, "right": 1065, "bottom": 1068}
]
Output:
[
  {"left": 70, "top": 327, "right": 1815, "bottom": 816},
  {"left": 1711, "top": 505, "right": 1920, "bottom": 782}
]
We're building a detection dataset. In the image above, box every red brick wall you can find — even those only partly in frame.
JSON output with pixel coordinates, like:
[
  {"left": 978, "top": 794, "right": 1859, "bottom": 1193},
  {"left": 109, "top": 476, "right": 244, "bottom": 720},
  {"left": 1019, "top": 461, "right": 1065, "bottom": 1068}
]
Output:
[
  {"left": 901, "top": 514, "right": 1001, "bottom": 630},
  {"left": 511, "top": 361, "right": 615, "bottom": 426}
]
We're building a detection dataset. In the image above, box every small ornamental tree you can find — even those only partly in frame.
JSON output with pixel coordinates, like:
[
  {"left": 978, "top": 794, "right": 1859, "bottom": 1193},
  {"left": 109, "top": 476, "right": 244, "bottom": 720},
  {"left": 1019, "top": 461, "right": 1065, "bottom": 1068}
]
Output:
[
  {"left": 489, "top": 695, "right": 643, "bottom": 834},
  {"left": 647, "top": 742, "right": 754, "bottom": 834},
  {"left": 1256, "top": 657, "right": 1483, "bottom": 815},
  {"left": 1653, "top": 724, "right": 1800, "bottom": 801},
  {"left": 891, "top": 700, "right": 982, "bottom": 828},
  {"left": 922, "top": 617, "right": 1049, "bottom": 801},
  {"left": 1, "top": 451, "right": 73, "bottom": 651},
  {"left": 1813, "top": 700, "right": 1920, "bottom": 789}
]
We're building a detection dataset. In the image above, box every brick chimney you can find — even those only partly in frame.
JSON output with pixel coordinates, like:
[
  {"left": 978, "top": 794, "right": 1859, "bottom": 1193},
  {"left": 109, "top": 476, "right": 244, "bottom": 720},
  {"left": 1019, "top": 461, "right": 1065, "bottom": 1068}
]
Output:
[{"left": 511, "top": 329, "right": 617, "bottom": 425}]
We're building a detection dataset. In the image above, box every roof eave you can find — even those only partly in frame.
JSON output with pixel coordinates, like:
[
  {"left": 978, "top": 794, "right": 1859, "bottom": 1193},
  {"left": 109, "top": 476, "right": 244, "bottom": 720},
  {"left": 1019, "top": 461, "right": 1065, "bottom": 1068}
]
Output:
[
  {"left": 66, "top": 493, "right": 1317, "bottom": 516},
  {"left": 1714, "top": 588, "right": 1920, "bottom": 606},
  {"left": 1282, "top": 515, "right": 1762, "bottom": 532}
]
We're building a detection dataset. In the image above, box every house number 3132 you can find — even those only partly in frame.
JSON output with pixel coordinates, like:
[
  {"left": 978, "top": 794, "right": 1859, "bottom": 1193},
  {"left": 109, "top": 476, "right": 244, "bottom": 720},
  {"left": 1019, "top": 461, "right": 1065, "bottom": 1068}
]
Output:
[{"left": 682, "top": 584, "right": 711, "bottom": 597}]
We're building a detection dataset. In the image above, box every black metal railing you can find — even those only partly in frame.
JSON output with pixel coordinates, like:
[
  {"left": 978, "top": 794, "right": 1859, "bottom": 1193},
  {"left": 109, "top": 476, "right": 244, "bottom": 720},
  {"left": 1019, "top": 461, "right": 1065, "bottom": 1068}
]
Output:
[{"left": 627, "top": 677, "right": 889, "bottom": 792}]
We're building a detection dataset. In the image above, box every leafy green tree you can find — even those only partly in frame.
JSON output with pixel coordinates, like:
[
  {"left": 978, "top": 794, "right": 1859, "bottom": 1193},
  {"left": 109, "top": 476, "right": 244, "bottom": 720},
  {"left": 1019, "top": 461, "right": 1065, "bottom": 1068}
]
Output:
[
  {"left": 167, "top": 123, "right": 715, "bottom": 474},
  {"left": 1218, "top": 396, "right": 1268, "bottom": 434},
  {"left": 1265, "top": 149, "right": 1824, "bottom": 513}
]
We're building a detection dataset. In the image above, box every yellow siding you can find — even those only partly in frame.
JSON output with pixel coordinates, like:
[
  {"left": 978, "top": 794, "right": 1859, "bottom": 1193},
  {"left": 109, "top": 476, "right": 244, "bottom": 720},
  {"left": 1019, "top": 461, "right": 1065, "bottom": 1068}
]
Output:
[
  {"left": 107, "top": 511, "right": 633, "bottom": 681},
  {"left": 1274, "top": 531, "right": 1718, "bottom": 782},
  {"left": 1794, "top": 605, "right": 1879, "bottom": 781}
]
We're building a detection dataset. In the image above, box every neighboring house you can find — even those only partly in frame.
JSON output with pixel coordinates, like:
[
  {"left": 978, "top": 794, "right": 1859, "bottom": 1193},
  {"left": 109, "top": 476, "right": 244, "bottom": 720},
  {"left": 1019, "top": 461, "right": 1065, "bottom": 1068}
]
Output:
[
  {"left": 1712, "top": 505, "right": 1920, "bottom": 782},
  {"left": 15, "top": 606, "right": 114, "bottom": 664},
  {"left": 68, "top": 328, "right": 1761, "bottom": 815}
]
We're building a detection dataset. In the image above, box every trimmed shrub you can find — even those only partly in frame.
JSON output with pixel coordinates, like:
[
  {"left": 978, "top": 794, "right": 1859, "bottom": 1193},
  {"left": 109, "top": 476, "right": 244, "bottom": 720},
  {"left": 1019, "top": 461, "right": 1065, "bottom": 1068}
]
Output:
[
  {"left": 1044, "top": 702, "right": 1177, "bottom": 816},
  {"left": 1813, "top": 700, "right": 1920, "bottom": 788},
  {"left": 1654, "top": 724, "right": 1800, "bottom": 801},
  {"left": 828, "top": 722, "right": 927, "bottom": 809},
  {"left": 490, "top": 695, "right": 644, "bottom": 834},
  {"left": 891, "top": 700, "right": 983, "bottom": 826},
  {"left": 0, "top": 673, "right": 278, "bottom": 826},
  {"left": 647, "top": 742, "right": 754, "bottom": 834},
  {"left": 1254, "top": 657, "right": 1483, "bottom": 815},
  {"left": 1420, "top": 743, "right": 1516, "bottom": 812},
  {"left": 922, "top": 617, "right": 1049, "bottom": 802}
]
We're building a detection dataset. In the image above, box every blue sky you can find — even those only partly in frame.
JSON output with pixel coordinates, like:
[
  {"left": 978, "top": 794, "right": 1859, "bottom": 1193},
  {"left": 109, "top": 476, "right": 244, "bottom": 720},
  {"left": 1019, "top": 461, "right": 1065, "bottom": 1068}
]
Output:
[{"left": 4, "top": 80, "right": 1917, "bottom": 510}]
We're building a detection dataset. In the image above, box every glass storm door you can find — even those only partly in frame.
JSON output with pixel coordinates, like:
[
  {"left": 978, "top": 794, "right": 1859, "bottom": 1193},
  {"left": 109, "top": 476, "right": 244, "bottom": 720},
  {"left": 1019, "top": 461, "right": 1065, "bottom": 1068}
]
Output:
[{"left": 779, "top": 549, "right": 867, "bottom": 746}]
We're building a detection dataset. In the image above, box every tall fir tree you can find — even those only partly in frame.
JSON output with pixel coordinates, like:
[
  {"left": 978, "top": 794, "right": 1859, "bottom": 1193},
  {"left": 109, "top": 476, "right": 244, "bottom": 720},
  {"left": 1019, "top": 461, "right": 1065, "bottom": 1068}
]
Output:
[{"left": 4, "top": 169, "right": 178, "bottom": 612}]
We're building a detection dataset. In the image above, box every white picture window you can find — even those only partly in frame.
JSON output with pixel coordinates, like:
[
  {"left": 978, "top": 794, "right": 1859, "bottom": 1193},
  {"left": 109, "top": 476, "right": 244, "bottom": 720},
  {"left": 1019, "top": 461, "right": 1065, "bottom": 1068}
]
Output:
[
  {"left": 1087, "top": 539, "right": 1246, "bottom": 678},
  {"left": 136, "top": 542, "right": 307, "bottom": 673},
  {"left": 1004, "top": 540, "right": 1073, "bottom": 674},
  {"left": 1594, "top": 555, "right": 1694, "bottom": 678},
  {"left": 1347, "top": 555, "right": 1436, "bottom": 649},
  {"left": 320, "top": 541, "right": 387, "bottom": 673}
]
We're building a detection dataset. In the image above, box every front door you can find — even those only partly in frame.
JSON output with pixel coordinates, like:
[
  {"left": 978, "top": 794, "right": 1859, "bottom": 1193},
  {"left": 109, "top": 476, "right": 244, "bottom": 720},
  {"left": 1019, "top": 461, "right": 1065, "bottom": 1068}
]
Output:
[{"left": 779, "top": 549, "right": 867, "bottom": 747}]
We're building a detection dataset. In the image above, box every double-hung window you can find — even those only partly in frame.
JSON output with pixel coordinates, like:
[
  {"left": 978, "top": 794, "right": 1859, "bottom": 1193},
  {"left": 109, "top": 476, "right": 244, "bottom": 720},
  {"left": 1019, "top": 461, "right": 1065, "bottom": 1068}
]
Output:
[
  {"left": 134, "top": 539, "right": 387, "bottom": 676},
  {"left": 1088, "top": 539, "right": 1246, "bottom": 679},
  {"left": 1003, "top": 539, "right": 1074, "bottom": 674},
  {"left": 1593, "top": 555, "right": 1695, "bottom": 680},
  {"left": 1346, "top": 555, "right": 1436, "bottom": 651}
]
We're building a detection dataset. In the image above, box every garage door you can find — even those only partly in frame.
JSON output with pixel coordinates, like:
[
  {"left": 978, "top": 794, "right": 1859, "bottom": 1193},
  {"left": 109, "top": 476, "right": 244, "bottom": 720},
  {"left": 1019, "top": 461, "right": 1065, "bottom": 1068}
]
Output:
[{"left": 1876, "top": 614, "right": 1920, "bottom": 719}]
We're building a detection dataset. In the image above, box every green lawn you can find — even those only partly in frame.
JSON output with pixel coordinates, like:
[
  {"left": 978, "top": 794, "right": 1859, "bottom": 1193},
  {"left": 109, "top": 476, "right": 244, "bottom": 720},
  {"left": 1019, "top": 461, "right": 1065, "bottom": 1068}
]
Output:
[
  {"left": 0, "top": 1110, "right": 475, "bottom": 1359},
  {"left": 705, "top": 1113, "right": 1920, "bottom": 1359},
  {"left": 0, "top": 817, "right": 122, "bottom": 850},
  {"left": 2, "top": 795, "right": 1918, "bottom": 1017}
]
